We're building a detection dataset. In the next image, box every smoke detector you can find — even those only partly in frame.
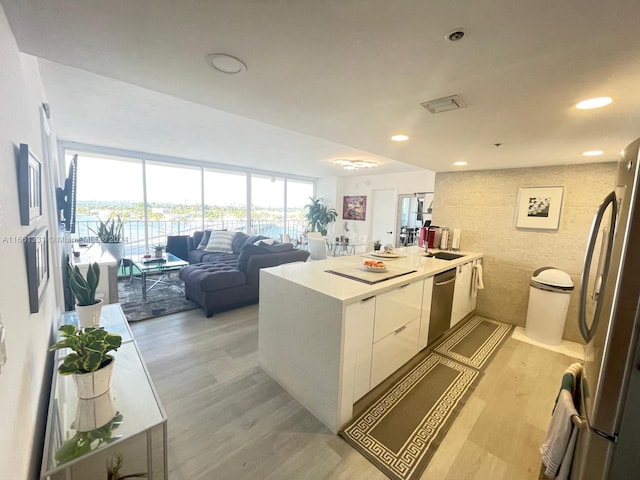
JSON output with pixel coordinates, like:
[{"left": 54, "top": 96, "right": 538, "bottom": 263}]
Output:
[{"left": 420, "top": 95, "right": 467, "bottom": 114}]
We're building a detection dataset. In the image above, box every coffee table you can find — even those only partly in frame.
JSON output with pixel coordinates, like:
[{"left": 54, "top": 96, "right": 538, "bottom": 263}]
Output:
[{"left": 131, "top": 253, "right": 188, "bottom": 301}]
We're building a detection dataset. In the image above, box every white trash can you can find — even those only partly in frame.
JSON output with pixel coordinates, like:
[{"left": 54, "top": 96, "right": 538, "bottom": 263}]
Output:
[{"left": 524, "top": 267, "right": 574, "bottom": 345}]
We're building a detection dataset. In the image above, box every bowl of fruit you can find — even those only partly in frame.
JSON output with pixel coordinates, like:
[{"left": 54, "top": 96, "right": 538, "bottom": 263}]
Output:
[{"left": 361, "top": 259, "right": 387, "bottom": 272}]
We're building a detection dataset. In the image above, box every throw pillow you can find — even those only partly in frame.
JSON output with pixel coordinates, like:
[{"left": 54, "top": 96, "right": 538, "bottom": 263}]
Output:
[
  {"left": 196, "top": 230, "right": 212, "bottom": 250},
  {"left": 231, "top": 232, "right": 249, "bottom": 254},
  {"left": 204, "top": 231, "right": 235, "bottom": 253},
  {"left": 237, "top": 244, "right": 269, "bottom": 272}
]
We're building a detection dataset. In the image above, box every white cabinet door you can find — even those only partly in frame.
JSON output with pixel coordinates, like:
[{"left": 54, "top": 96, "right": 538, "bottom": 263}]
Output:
[
  {"left": 374, "top": 281, "right": 423, "bottom": 342},
  {"left": 370, "top": 318, "right": 420, "bottom": 389},
  {"left": 451, "top": 261, "right": 475, "bottom": 327},
  {"left": 419, "top": 276, "right": 434, "bottom": 350},
  {"left": 343, "top": 297, "right": 376, "bottom": 402}
]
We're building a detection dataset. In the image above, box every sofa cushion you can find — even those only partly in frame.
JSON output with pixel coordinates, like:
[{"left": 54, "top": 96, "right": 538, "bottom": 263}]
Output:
[
  {"left": 180, "top": 263, "right": 246, "bottom": 292},
  {"left": 231, "top": 232, "right": 249, "bottom": 254},
  {"left": 236, "top": 242, "right": 294, "bottom": 272},
  {"left": 204, "top": 231, "right": 235, "bottom": 253}
]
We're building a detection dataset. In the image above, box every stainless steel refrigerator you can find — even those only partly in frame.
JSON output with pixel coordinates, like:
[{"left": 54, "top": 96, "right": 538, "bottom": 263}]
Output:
[{"left": 571, "top": 137, "right": 640, "bottom": 479}]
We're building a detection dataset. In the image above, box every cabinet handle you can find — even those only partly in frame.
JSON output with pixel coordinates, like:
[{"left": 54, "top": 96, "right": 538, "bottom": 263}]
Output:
[
  {"left": 435, "top": 277, "right": 456, "bottom": 287},
  {"left": 361, "top": 296, "right": 375, "bottom": 303},
  {"left": 399, "top": 283, "right": 410, "bottom": 289},
  {"left": 394, "top": 325, "right": 407, "bottom": 334}
]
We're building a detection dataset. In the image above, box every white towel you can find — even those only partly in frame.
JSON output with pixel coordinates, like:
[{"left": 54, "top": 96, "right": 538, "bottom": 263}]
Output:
[
  {"left": 541, "top": 390, "right": 579, "bottom": 478},
  {"left": 472, "top": 263, "right": 484, "bottom": 297}
]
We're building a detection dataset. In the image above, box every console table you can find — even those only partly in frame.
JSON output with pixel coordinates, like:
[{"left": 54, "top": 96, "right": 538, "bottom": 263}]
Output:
[{"left": 40, "top": 304, "right": 167, "bottom": 479}]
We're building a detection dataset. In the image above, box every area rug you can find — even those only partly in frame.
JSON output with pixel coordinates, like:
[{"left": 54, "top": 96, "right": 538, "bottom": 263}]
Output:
[
  {"left": 117, "top": 274, "right": 199, "bottom": 322},
  {"left": 340, "top": 316, "right": 513, "bottom": 480}
]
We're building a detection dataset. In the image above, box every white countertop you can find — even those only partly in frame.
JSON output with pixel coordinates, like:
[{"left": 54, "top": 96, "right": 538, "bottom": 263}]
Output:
[{"left": 262, "top": 246, "right": 482, "bottom": 304}]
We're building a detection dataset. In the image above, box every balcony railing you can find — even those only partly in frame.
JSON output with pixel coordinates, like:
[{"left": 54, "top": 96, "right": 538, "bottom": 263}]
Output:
[{"left": 75, "top": 218, "right": 308, "bottom": 256}]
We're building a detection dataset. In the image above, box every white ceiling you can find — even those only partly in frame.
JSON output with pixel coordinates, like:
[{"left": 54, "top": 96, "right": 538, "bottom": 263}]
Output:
[{"left": 3, "top": 0, "right": 640, "bottom": 178}]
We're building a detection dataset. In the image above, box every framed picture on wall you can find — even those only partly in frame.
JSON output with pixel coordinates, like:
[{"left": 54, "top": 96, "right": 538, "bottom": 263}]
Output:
[
  {"left": 25, "top": 226, "right": 49, "bottom": 314},
  {"left": 17, "top": 143, "right": 43, "bottom": 226},
  {"left": 515, "top": 186, "right": 564, "bottom": 230},
  {"left": 343, "top": 195, "right": 367, "bottom": 221}
]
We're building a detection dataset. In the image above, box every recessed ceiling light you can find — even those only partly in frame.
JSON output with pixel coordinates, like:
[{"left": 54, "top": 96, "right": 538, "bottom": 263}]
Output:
[
  {"left": 391, "top": 134, "right": 409, "bottom": 142},
  {"left": 453, "top": 161, "right": 468, "bottom": 166},
  {"left": 576, "top": 97, "right": 612, "bottom": 110},
  {"left": 206, "top": 53, "right": 247, "bottom": 75},
  {"left": 582, "top": 150, "right": 604, "bottom": 156}
]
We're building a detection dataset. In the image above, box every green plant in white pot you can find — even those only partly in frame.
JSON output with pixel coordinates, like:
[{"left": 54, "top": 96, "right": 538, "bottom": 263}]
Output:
[
  {"left": 69, "top": 262, "right": 103, "bottom": 327},
  {"left": 304, "top": 197, "right": 338, "bottom": 236},
  {"left": 91, "top": 215, "right": 125, "bottom": 263},
  {"left": 49, "top": 325, "right": 122, "bottom": 399}
]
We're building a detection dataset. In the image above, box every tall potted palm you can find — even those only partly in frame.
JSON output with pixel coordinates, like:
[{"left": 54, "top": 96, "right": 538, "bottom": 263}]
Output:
[{"left": 304, "top": 197, "right": 338, "bottom": 236}]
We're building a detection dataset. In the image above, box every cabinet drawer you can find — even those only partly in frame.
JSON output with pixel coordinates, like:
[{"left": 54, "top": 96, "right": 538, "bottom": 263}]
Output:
[
  {"left": 370, "top": 318, "right": 420, "bottom": 389},
  {"left": 343, "top": 298, "right": 376, "bottom": 402},
  {"left": 374, "top": 281, "right": 423, "bottom": 342}
]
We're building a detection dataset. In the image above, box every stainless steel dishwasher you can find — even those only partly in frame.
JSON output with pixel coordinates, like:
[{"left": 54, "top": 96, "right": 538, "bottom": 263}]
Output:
[{"left": 429, "top": 268, "right": 457, "bottom": 344}]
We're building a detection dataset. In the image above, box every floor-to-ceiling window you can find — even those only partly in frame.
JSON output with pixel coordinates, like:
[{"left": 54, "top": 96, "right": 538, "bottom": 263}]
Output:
[
  {"left": 203, "top": 169, "right": 247, "bottom": 232},
  {"left": 71, "top": 152, "right": 144, "bottom": 256},
  {"left": 285, "top": 179, "right": 314, "bottom": 244},
  {"left": 250, "top": 174, "right": 285, "bottom": 238},
  {"left": 64, "top": 145, "right": 316, "bottom": 254},
  {"left": 145, "top": 162, "right": 203, "bottom": 248}
]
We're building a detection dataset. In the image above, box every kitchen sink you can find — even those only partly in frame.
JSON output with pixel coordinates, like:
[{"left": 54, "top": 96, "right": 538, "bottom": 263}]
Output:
[{"left": 430, "top": 252, "right": 465, "bottom": 261}]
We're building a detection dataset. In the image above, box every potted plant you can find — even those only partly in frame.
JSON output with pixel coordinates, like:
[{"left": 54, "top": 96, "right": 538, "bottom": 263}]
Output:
[
  {"left": 304, "top": 197, "right": 338, "bottom": 236},
  {"left": 91, "top": 215, "right": 125, "bottom": 262},
  {"left": 373, "top": 240, "right": 382, "bottom": 251},
  {"left": 69, "top": 262, "right": 103, "bottom": 327},
  {"left": 106, "top": 451, "right": 148, "bottom": 480},
  {"left": 49, "top": 324, "right": 122, "bottom": 398},
  {"left": 153, "top": 244, "right": 164, "bottom": 259}
]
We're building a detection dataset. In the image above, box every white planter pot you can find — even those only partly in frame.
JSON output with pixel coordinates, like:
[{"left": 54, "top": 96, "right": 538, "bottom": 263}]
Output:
[
  {"left": 76, "top": 299, "right": 103, "bottom": 328},
  {"left": 73, "top": 355, "right": 115, "bottom": 399},
  {"left": 75, "top": 390, "right": 116, "bottom": 431},
  {"left": 102, "top": 242, "right": 124, "bottom": 263}
]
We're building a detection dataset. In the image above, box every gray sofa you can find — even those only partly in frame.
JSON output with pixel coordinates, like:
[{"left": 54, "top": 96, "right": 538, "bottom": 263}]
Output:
[{"left": 178, "top": 231, "right": 309, "bottom": 317}]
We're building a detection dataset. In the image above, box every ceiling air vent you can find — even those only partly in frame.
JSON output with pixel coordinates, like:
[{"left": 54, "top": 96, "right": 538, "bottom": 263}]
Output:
[{"left": 420, "top": 95, "right": 467, "bottom": 114}]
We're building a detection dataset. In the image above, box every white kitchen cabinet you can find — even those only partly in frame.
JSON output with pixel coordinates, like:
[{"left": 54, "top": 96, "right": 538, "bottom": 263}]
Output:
[
  {"left": 419, "top": 276, "right": 434, "bottom": 350},
  {"left": 343, "top": 297, "right": 376, "bottom": 402},
  {"left": 450, "top": 259, "right": 479, "bottom": 327},
  {"left": 371, "top": 318, "right": 420, "bottom": 388},
  {"left": 370, "top": 280, "right": 423, "bottom": 389}
]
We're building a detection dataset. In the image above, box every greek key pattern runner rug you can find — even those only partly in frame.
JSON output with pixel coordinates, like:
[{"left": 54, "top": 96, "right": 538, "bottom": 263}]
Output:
[{"left": 340, "top": 316, "right": 513, "bottom": 480}]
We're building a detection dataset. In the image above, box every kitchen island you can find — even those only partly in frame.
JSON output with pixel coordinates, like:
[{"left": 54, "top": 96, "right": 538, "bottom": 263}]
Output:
[{"left": 258, "top": 247, "right": 483, "bottom": 433}]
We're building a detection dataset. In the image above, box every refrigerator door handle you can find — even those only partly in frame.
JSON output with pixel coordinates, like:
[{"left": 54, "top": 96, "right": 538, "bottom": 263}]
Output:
[{"left": 578, "top": 191, "right": 617, "bottom": 343}]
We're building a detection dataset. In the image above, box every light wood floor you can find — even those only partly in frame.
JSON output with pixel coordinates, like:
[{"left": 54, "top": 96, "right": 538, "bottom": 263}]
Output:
[{"left": 131, "top": 306, "right": 579, "bottom": 480}]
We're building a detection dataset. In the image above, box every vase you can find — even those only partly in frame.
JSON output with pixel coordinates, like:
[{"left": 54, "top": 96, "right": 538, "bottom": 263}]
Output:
[
  {"left": 155, "top": 249, "right": 163, "bottom": 258},
  {"left": 76, "top": 299, "right": 104, "bottom": 327},
  {"left": 72, "top": 355, "right": 115, "bottom": 399},
  {"left": 102, "top": 242, "right": 124, "bottom": 263}
]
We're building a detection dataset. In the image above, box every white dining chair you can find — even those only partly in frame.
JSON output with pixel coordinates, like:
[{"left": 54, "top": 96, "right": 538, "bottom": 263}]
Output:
[{"left": 307, "top": 237, "right": 328, "bottom": 260}]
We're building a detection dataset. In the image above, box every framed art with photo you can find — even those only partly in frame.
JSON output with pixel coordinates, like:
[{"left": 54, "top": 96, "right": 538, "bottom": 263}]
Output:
[
  {"left": 18, "top": 143, "right": 42, "bottom": 226},
  {"left": 515, "top": 186, "right": 564, "bottom": 230},
  {"left": 343, "top": 195, "right": 367, "bottom": 221},
  {"left": 25, "top": 226, "right": 49, "bottom": 314}
]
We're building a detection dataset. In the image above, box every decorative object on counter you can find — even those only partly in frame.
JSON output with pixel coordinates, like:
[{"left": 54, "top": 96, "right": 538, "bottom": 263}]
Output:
[
  {"left": 24, "top": 226, "right": 50, "bottom": 314},
  {"left": 361, "top": 260, "right": 387, "bottom": 272},
  {"left": 342, "top": 195, "right": 367, "bottom": 221},
  {"left": 304, "top": 196, "right": 338, "bottom": 236},
  {"left": 91, "top": 215, "right": 125, "bottom": 262},
  {"left": 451, "top": 228, "right": 462, "bottom": 251},
  {"left": 106, "top": 451, "right": 148, "bottom": 480},
  {"left": 516, "top": 186, "right": 564, "bottom": 230},
  {"left": 49, "top": 325, "right": 122, "bottom": 399},
  {"left": 340, "top": 316, "right": 513, "bottom": 480},
  {"left": 383, "top": 243, "right": 394, "bottom": 253},
  {"left": 69, "top": 262, "right": 103, "bottom": 327},
  {"left": 373, "top": 240, "right": 382, "bottom": 251}
]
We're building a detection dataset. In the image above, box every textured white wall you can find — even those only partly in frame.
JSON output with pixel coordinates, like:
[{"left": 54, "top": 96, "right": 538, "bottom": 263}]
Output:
[
  {"left": 0, "top": 6, "right": 60, "bottom": 478},
  {"left": 432, "top": 162, "right": 617, "bottom": 343}
]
